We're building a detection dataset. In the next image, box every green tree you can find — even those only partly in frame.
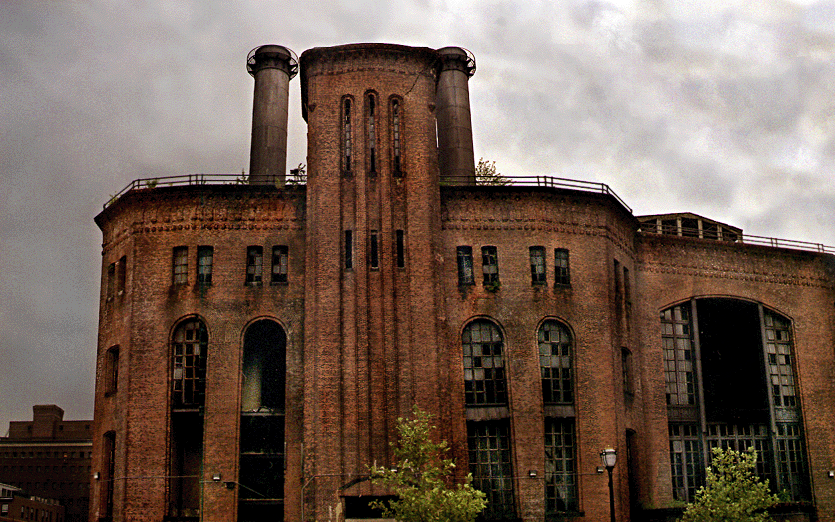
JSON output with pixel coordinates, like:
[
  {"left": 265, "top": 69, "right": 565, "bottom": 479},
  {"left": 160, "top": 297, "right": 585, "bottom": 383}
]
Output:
[
  {"left": 370, "top": 406, "right": 487, "bottom": 522},
  {"left": 680, "top": 447, "right": 779, "bottom": 522},
  {"left": 475, "top": 157, "right": 511, "bottom": 186}
]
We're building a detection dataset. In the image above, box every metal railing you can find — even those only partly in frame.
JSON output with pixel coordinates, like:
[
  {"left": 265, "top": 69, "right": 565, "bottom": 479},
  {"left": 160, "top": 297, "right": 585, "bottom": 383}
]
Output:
[
  {"left": 639, "top": 225, "right": 835, "bottom": 255},
  {"left": 442, "top": 174, "right": 633, "bottom": 213},
  {"left": 103, "top": 173, "right": 307, "bottom": 209}
]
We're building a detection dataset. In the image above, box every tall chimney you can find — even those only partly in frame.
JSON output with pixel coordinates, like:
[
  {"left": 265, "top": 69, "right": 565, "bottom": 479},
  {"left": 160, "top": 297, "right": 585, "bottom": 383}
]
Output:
[
  {"left": 247, "top": 45, "right": 297, "bottom": 185},
  {"left": 436, "top": 47, "right": 476, "bottom": 185}
]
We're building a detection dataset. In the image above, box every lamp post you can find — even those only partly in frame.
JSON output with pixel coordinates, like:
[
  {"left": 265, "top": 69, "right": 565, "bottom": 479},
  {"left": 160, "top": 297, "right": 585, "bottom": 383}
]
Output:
[{"left": 600, "top": 448, "right": 617, "bottom": 522}]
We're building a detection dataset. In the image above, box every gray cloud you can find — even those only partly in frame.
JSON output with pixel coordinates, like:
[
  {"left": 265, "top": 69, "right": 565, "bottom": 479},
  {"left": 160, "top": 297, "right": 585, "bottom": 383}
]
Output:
[{"left": 2, "top": 0, "right": 835, "bottom": 430}]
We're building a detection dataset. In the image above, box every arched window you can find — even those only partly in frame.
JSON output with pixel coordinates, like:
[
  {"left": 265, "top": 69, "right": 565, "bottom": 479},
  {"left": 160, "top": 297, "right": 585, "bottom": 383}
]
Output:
[
  {"left": 366, "top": 93, "right": 377, "bottom": 175},
  {"left": 342, "top": 97, "right": 352, "bottom": 174},
  {"left": 539, "top": 320, "right": 577, "bottom": 514},
  {"left": 663, "top": 299, "right": 809, "bottom": 502},
  {"left": 462, "top": 319, "right": 507, "bottom": 406},
  {"left": 169, "top": 317, "right": 207, "bottom": 518},
  {"left": 239, "top": 319, "right": 286, "bottom": 520},
  {"left": 538, "top": 321, "right": 573, "bottom": 404},
  {"left": 391, "top": 98, "right": 402, "bottom": 175},
  {"left": 171, "top": 318, "right": 208, "bottom": 408}
]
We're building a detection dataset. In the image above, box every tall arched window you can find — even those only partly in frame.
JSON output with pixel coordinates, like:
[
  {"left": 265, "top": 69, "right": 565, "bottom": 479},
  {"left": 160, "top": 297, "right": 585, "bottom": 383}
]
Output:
[
  {"left": 462, "top": 319, "right": 507, "bottom": 406},
  {"left": 171, "top": 318, "right": 208, "bottom": 408},
  {"left": 169, "top": 317, "right": 208, "bottom": 519},
  {"left": 239, "top": 319, "right": 286, "bottom": 521},
  {"left": 366, "top": 92, "right": 377, "bottom": 175},
  {"left": 390, "top": 98, "right": 402, "bottom": 175},
  {"left": 663, "top": 299, "right": 809, "bottom": 502},
  {"left": 539, "top": 320, "right": 577, "bottom": 514},
  {"left": 462, "top": 319, "right": 515, "bottom": 519},
  {"left": 342, "top": 97, "right": 353, "bottom": 174}
]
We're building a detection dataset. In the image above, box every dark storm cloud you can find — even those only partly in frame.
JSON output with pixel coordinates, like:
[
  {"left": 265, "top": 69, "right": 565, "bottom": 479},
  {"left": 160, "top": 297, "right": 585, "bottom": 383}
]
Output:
[{"left": 1, "top": 0, "right": 834, "bottom": 430}]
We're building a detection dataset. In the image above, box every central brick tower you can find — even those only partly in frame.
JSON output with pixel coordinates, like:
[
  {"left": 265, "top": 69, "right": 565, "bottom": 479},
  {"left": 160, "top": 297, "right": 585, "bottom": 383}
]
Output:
[{"left": 299, "top": 44, "right": 468, "bottom": 518}]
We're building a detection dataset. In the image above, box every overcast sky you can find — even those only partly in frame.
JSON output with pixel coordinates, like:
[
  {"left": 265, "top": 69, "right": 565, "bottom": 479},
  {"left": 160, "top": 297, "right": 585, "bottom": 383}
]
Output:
[{"left": 1, "top": 0, "right": 834, "bottom": 432}]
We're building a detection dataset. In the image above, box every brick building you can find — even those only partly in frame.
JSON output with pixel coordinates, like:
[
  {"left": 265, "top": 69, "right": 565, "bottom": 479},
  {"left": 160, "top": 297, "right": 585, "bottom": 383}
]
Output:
[
  {"left": 0, "top": 483, "right": 66, "bottom": 522},
  {"left": 88, "top": 43, "right": 835, "bottom": 521},
  {"left": 0, "top": 406, "right": 92, "bottom": 522}
]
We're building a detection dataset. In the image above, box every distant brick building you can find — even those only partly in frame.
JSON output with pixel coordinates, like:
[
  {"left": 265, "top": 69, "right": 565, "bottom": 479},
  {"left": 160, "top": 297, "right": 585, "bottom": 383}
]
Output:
[
  {"left": 0, "top": 406, "right": 91, "bottom": 522},
  {"left": 0, "top": 483, "right": 66, "bottom": 522},
  {"left": 88, "top": 43, "right": 835, "bottom": 522}
]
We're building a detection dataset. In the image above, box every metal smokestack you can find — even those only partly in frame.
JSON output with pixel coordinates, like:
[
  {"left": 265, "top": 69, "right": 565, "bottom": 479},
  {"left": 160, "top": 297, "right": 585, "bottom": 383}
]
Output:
[
  {"left": 436, "top": 47, "right": 476, "bottom": 186},
  {"left": 247, "top": 45, "right": 298, "bottom": 185}
]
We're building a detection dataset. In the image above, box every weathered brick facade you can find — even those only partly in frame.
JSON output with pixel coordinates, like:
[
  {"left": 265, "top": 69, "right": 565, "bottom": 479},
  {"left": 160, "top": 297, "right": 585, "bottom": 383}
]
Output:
[{"left": 89, "top": 43, "right": 835, "bottom": 522}]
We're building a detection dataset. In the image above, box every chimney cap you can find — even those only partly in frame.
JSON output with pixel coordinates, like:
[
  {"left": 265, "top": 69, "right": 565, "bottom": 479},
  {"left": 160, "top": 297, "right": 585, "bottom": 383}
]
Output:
[{"left": 247, "top": 45, "right": 298, "bottom": 79}]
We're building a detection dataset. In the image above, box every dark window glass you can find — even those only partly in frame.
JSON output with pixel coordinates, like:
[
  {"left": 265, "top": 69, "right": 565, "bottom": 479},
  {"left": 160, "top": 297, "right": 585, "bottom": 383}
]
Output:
[
  {"left": 370, "top": 231, "right": 379, "bottom": 269},
  {"left": 246, "top": 246, "right": 263, "bottom": 284},
  {"left": 391, "top": 98, "right": 401, "bottom": 174},
  {"left": 197, "top": 246, "right": 213, "bottom": 284},
  {"left": 395, "top": 230, "right": 405, "bottom": 268},
  {"left": 462, "top": 320, "right": 506, "bottom": 406},
  {"left": 271, "top": 245, "right": 288, "bottom": 284},
  {"left": 171, "top": 318, "right": 208, "bottom": 408},
  {"left": 345, "top": 230, "right": 353, "bottom": 269},
  {"left": 554, "top": 248, "right": 570, "bottom": 286},
  {"left": 530, "top": 246, "right": 546, "bottom": 284},
  {"left": 367, "top": 93, "right": 377, "bottom": 174},
  {"left": 481, "top": 246, "right": 499, "bottom": 284},
  {"left": 105, "top": 346, "right": 119, "bottom": 395},
  {"left": 544, "top": 419, "right": 577, "bottom": 513},
  {"left": 457, "top": 246, "right": 474, "bottom": 285},
  {"left": 106, "top": 262, "right": 116, "bottom": 299},
  {"left": 117, "top": 255, "right": 127, "bottom": 294},
  {"left": 467, "top": 421, "right": 515, "bottom": 520},
  {"left": 343, "top": 98, "right": 352, "bottom": 173}
]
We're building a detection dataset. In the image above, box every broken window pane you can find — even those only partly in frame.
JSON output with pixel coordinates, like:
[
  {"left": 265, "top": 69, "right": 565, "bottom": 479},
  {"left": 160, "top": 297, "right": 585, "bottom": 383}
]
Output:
[
  {"left": 530, "top": 246, "right": 546, "bottom": 284},
  {"left": 271, "top": 245, "right": 288, "bottom": 284},
  {"left": 246, "top": 246, "right": 263, "bottom": 284},
  {"left": 481, "top": 246, "right": 499, "bottom": 284}
]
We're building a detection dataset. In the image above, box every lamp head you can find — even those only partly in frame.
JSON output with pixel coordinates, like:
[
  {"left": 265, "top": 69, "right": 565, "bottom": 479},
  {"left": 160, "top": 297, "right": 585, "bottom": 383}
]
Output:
[{"left": 600, "top": 447, "right": 617, "bottom": 469}]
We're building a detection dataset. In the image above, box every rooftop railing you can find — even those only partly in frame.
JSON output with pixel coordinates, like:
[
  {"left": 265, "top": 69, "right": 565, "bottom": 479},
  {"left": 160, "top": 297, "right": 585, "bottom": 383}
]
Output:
[
  {"left": 639, "top": 225, "right": 835, "bottom": 255},
  {"left": 101, "top": 173, "right": 833, "bottom": 255},
  {"left": 441, "top": 174, "right": 633, "bottom": 213},
  {"left": 103, "top": 173, "right": 307, "bottom": 209}
]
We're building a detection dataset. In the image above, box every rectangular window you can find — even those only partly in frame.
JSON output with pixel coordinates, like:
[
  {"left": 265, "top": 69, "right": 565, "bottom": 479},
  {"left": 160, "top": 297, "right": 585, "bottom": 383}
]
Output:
[
  {"left": 271, "top": 246, "right": 288, "bottom": 283},
  {"left": 467, "top": 421, "right": 516, "bottom": 520},
  {"left": 197, "top": 246, "right": 213, "bottom": 284},
  {"left": 117, "top": 255, "right": 127, "bottom": 294},
  {"left": 370, "top": 231, "right": 379, "bottom": 269},
  {"left": 530, "top": 246, "right": 546, "bottom": 284},
  {"left": 662, "top": 305, "right": 695, "bottom": 406},
  {"left": 544, "top": 418, "right": 578, "bottom": 513},
  {"left": 456, "top": 246, "right": 474, "bottom": 285},
  {"left": 622, "top": 348, "right": 632, "bottom": 395},
  {"left": 105, "top": 347, "right": 119, "bottom": 395},
  {"left": 481, "top": 246, "right": 499, "bottom": 284},
  {"left": 554, "top": 248, "right": 570, "bottom": 286},
  {"left": 246, "top": 246, "right": 263, "bottom": 284},
  {"left": 345, "top": 230, "right": 353, "bottom": 269},
  {"left": 395, "top": 230, "right": 405, "bottom": 268},
  {"left": 669, "top": 424, "right": 704, "bottom": 501},
  {"left": 106, "top": 262, "right": 116, "bottom": 299},
  {"left": 392, "top": 99, "right": 402, "bottom": 174},
  {"left": 173, "top": 247, "right": 188, "bottom": 285}
]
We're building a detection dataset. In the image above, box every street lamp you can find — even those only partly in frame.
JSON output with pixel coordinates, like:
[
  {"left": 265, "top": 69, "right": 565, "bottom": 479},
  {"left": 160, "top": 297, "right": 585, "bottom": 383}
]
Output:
[{"left": 600, "top": 448, "right": 617, "bottom": 522}]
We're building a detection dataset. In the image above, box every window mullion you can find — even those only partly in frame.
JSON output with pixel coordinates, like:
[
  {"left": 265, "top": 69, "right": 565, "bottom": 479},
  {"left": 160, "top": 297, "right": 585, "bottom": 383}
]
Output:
[
  {"left": 690, "top": 298, "right": 709, "bottom": 467},
  {"left": 758, "top": 303, "right": 783, "bottom": 492}
]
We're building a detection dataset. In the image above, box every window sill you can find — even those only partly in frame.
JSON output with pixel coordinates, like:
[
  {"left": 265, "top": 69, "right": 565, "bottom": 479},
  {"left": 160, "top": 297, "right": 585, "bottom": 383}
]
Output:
[{"left": 270, "top": 281, "right": 288, "bottom": 286}]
